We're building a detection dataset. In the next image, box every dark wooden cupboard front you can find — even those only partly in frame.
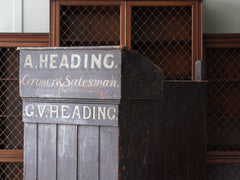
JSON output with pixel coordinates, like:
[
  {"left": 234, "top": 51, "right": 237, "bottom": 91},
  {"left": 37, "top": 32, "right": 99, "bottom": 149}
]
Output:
[{"left": 50, "top": 0, "right": 203, "bottom": 80}]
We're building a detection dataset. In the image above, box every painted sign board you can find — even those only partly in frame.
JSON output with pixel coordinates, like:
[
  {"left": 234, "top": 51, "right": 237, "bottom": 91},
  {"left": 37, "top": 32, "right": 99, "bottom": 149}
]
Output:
[
  {"left": 23, "top": 101, "right": 118, "bottom": 126},
  {"left": 19, "top": 47, "right": 122, "bottom": 99}
]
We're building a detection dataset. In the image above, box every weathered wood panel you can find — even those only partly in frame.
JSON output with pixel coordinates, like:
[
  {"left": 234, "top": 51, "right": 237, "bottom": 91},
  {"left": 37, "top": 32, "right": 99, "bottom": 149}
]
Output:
[
  {"left": 24, "top": 123, "right": 37, "bottom": 180},
  {"left": 38, "top": 124, "right": 57, "bottom": 180},
  {"left": 100, "top": 126, "right": 119, "bottom": 180},
  {"left": 164, "top": 82, "right": 207, "bottom": 180},
  {"left": 78, "top": 126, "right": 99, "bottom": 180},
  {"left": 57, "top": 125, "right": 77, "bottom": 180},
  {"left": 19, "top": 47, "right": 122, "bottom": 99}
]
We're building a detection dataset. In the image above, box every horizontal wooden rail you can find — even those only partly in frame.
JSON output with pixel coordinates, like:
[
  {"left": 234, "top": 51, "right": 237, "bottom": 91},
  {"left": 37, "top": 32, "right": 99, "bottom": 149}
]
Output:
[
  {"left": 207, "top": 151, "right": 240, "bottom": 163},
  {"left": 0, "top": 150, "right": 23, "bottom": 162}
]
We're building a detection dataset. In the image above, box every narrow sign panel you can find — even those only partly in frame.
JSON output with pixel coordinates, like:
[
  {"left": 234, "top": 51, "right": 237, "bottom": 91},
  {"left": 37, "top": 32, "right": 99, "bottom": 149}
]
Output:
[{"left": 23, "top": 102, "right": 118, "bottom": 126}]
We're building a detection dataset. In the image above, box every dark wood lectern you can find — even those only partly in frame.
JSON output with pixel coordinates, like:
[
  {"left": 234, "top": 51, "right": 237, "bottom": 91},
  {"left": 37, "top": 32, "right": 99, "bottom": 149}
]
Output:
[{"left": 19, "top": 46, "right": 206, "bottom": 180}]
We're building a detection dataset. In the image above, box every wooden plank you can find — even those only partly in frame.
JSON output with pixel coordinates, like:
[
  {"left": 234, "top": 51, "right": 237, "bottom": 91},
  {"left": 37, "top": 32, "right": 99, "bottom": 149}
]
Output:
[
  {"left": 207, "top": 151, "right": 240, "bottom": 163},
  {"left": 100, "top": 126, "right": 119, "bottom": 180},
  {"left": 38, "top": 124, "right": 57, "bottom": 180},
  {"left": 57, "top": 125, "right": 77, "bottom": 180},
  {"left": 24, "top": 123, "right": 37, "bottom": 180},
  {"left": 0, "top": 150, "right": 23, "bottom": 162},
  {"left": 78, "top": 126, "right": 99, "bottom": 180}
]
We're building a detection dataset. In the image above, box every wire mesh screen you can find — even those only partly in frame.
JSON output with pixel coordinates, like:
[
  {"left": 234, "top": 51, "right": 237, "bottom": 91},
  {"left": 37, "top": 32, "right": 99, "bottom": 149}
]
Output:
[
  {"left": 207, "top": 48, "right": 240, "bottom": 151},
  {"left": 60, "top": 5, "right": 121, "bottom": 47},
  {"left": 131, "top": 6, "right": 192, "bottom": 80},
  {"left": 0, "top": 162, "right": 23, "bottom": 180},
  {"left": 0, "top": 47, "right": 23, "bottom": 150},
  {"left": 207, "top": 163, "right": 240, "bottom": 180}
]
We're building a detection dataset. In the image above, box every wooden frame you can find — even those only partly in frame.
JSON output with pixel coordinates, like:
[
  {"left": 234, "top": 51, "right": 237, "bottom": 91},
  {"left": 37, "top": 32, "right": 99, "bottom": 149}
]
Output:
[
  {"left": 204, "top": 33, "right": 240, "bottom": 164},
  {"left": 203, "top": 33, "right": 240, "bottom": 48},
  {"left": 207, "top": 151, "right": 240, "bottom": 164},
  {"left": 0, "top": 33, "right": 49, "bottom": 163},
  {"left": 50, "top": 0, "right": 203, "bottom": 80},
  {"left": 50, "top": 0, "right": 126, "bottom": 46},
  {"left": 126, "top": 0, "right": 203, "bottom": 80}
]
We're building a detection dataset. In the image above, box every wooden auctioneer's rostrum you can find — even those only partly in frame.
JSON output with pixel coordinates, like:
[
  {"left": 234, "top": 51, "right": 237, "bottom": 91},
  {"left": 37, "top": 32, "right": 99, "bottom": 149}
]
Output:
[{"left": 19, "top": 46, "right": 207, "bottom": 180}]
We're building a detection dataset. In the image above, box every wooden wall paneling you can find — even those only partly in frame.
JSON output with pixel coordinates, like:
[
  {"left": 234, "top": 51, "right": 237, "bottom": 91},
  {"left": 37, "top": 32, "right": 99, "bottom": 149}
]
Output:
[
  {"left": 0, "top": 150, "right": 23, "bottom": 162},
  {"left": 50, "top": 0, "right": 57, "bottom": 46},
  {"left": 78, "top": 126, "right": 99, "bottom": 180},
  {"left": 120, "top": 1, "right": 126, "bottom": 46},
  {"left": 100, "top": 126, "right": 119, "bottom": 180},
  {"left": 24, "top": 123, "right": 37, "bottom": 180},
  {"left": 207, "top": 151, "right": 240, "bottom": 164},
  {"left": 203, "top": 34, "right": 240, "bottom": 48},
  {"left": 126, "top": 1, "right": 131, "bottom": 49},
  {"left": 57, "top": 125, "right": 78, "bottom": 180},
  {"left": 164, "top": 82, "right": 207, "bottom": 180},
  {"left": 38, "top": 124, "right": 57, "bottom": 180},
  {"left": 0, "top": 33, "right": 49, "bottom": 47}
]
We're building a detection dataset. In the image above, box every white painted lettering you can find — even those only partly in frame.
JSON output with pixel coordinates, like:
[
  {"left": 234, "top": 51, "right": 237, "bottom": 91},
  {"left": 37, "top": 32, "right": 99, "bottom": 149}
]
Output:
[
  {"left": 59, "top": 54, "right": 69, "bottom": 69},
  {"left": 107, "top": 107, "right": 116, "bottom": 120},
  {"left": 25, "top": 104, "right": 34, "bottom": 117},
  {"left": 71, "top": 54, "right": 81, "bottom": 69},
  {"left": 83, "top": 106, "right": 91, "bottom": 119},
  {"left": 50, "top": 105, "right": 59, "bottom": 118},
  {"left": 39, "top": 54, "right": 48, "bottom": 68},
  {"left": 98, "top": 107, "right": 106, "bottom": 120},
  {"left": 49, "top": 54, "right": 58, "bottom": 69},
  {"left": 61, "top": 105, "right": 70, "bottom": 118},
  {"left": 24, "top": 55, "right": 33, "bottom": 68},
  {"left": 37, "top": 105, "right": 46, "bottom": 118},
  {"left": 91, "top": 54, "right": 101, "bottom": 69},
  {"left": 92, "top": 106, "right": 96, "bottom": 120},
  {"left": 84, "top": 54, "right": 88, "bottom": 69},
  {"left": 103, "top": 54, "right": 114, "bottom": 69},
  {"left": 72, "top": 106, "right": 81, "bottom": 119}
]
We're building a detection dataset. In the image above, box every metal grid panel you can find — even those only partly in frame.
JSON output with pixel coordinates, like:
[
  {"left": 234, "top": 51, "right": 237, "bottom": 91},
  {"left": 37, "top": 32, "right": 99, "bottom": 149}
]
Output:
[
  {"left": 0, "top": 47, "right": 23, "bottom": 150},
  {"left": 131, "top": 6, "right": 192, "bottom": 80},
  {"left": 60, "top": 5, "right": 121, "bottom": 47},
  {"left": 207, "top": 48, "right": 240, "bottom": 151},
  {"left": 0, "top": 162, "right": 23, "bottom": 180},
  {"left": 207, "top": 163, "right": 240, "bottom": 180}
]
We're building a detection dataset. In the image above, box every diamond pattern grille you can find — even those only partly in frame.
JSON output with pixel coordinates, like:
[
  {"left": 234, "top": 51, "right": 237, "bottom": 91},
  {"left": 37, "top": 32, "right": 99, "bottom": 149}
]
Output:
[
  {"left": 207, "top": 163, "right": 240, "bottom": 180},
  {"left": 0, "top": 163, "right": 23, "bottom": 180},
  {"left": 131, "top": 6, "right": 192, "bottom": 80},
  {"left": 60, "top": 5, "right": 120, "bottom": 47},
  {"left": 0, "top": 47, "right": 23, "bottom": 150},
  {"left": 207, "top": 48, "right": 240, "bottom": 151}
]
